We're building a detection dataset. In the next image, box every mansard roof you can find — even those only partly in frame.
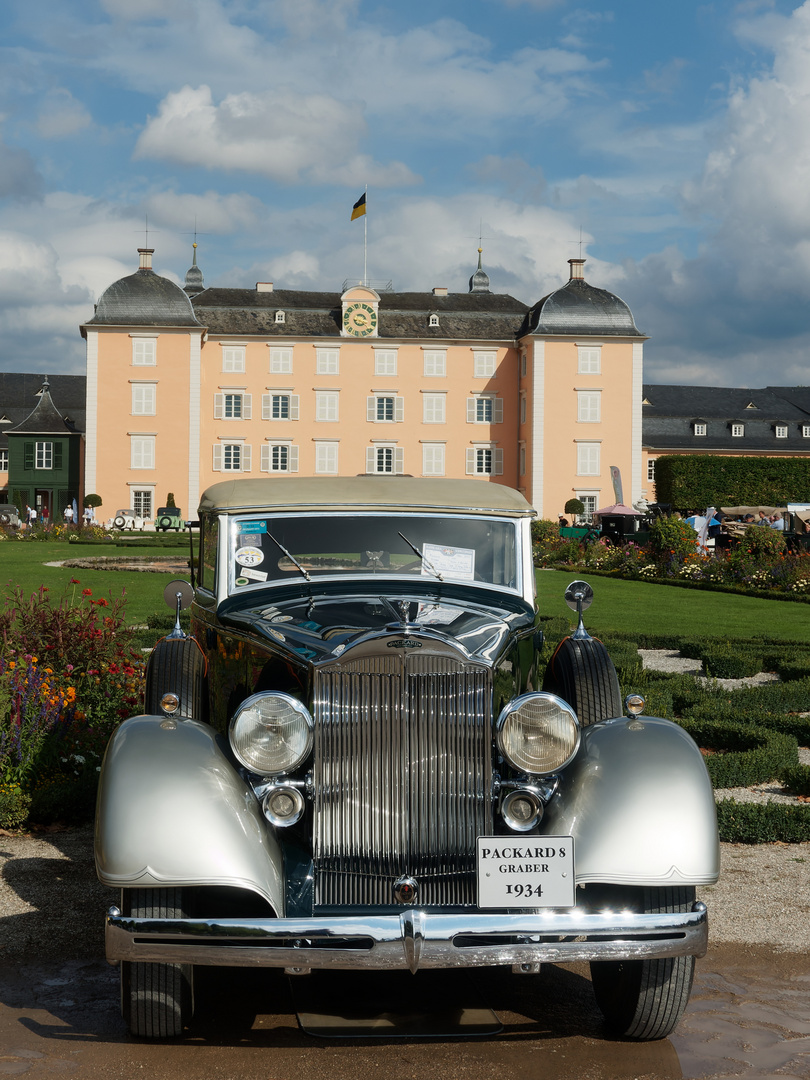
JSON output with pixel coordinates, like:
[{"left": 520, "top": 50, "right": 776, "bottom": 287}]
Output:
[
  {"left": 9, "top": 379, "right": 79, "bottom": 435},
  {"left": 0, "top": 374, "right": 85, "bottom": 449},
  {"left": 85, "top": 266, "right": 202, "bottom": 329},
  {"left": 527, "top": 278, "right": 642, "bottom": 337}
]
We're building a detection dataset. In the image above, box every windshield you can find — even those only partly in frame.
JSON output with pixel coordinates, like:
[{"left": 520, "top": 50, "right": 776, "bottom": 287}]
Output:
[{"left": 227, "top": 512, "right": 520, "bottom": 592}]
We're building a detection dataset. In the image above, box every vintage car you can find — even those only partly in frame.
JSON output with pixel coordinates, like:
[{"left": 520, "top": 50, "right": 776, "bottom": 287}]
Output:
[
  {"left": 95, "top": 477, "right": 719, "bottom": 1041},
  {"left": 0, "top": 502, "right": 22, "bottom": 529},
  {"left": 112, "top": 508, "right": 145, "bottom": 531},
  {"left": 155, "top": 506, "right": 184, "bottom": 532}
]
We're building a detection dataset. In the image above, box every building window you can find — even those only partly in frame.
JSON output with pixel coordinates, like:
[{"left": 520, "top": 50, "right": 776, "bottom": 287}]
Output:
[
  {"left": 132, "top": 337, "right": 156, "bottom": 366},
  {"left": 316, "top": 348, "right": 339, "bottom": 374},
  {"left": 35, "top": 441, "right": 54, "bottom": 469},
  {"left": 519, "top": 443, "right": 526, "bottom": 477},
  {"left": 316, "top": 392, "right": 339, "bottom": 422},
  {"left": 367, "top": 395, "right": 404, "bottom": 422},
  {"left": 520, "top": 395, "right": 527, "bottom": 425},
  {"left": 422, "top": 444, "right": 445, "bottom": 476},
  {"left": 132, "top": 489, "right": 153, "bottom": 518},
  {"left": 647, "top": 458, "right": 656, "bottom": 481},
  {"left": 261, "top": 443, "right": 298, "bottom": 473},
  {"left": 467, "top": 396, "right": 503, "bottom": 423},
  {"left": 577, "top": 347, "right": 601, "bottom": 374},
  {"left": 262, "top": 393, "right": 299, "bottom": 420},
  {"left": 131, "top": 436, "right": 155, "bottom": 470},
  {"left": 315, "top": 442, "right": 338, "bottom": 474},
  {"left": 466, "top": 445, "right": 503, "bottom": 476},
  {"left": 422, "top": 394, "right": 446, "bottom": 423},
  {"left": 374, "top": 350, "right": 397, "bottom": 376},
  {"left": 0, "top": 449, "right": 7, "bottom": 471},
  {"left": 429, "top": 313, "right": 439, "bottom": 327},
  {"left": 731, "top": 423, "right": 745, "bottom": 437},
  {"left": 576, "top": 493, "right": 598, "bottom": 522},
  {"left": 693, "top": 422, "right": 706, "bottom": 436},
  {"left": 803, "top": 425, "right": 810, "bottom": 438},
  {"left": 775, "top": 424, "right": 788, "bottom": 438},
  {"left": 215, "top": 392, "right": 252, "bottom": 420},
  {"left": 269, "top": 347, "right": 293, "bottom": 373},
  {"left": 576, "top": 443, "right": 600, "bottom": 476},
  {"left": 473, "top": 351, "right": 496, "bottom": 378},
  {"left": 222, "top": 346, "right": 245, "bottom": 373},
  {"left": 366, "top": 445, "right": 404, "bottom": 474},
  {"left": 213, "top": 442, "right": 251, "bottom": 472},
  {"left": 521, "top": 351, "right": 527, "bottom": 378},
  {"left": 577, "top": 391, "right": 601, "bottom": 423},
  {"left": 275, "top": 311, "right": 285, "bottom": 324},
  {"left": 423, "top": 350, "right": 446, "bottom": 377},
  {"left": 131, "top": 384, "right": 156, "bottom": 416}
]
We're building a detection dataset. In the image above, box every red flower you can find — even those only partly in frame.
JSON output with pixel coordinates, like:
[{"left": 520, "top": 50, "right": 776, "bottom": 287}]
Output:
[{"left": 82, "top": 588, "right": 93, "bottom": 597}]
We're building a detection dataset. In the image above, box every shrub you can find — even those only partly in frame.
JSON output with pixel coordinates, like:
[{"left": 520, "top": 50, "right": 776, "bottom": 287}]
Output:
[
  {"left": 647, "top": 517, "right": 698, "bottom": 566},
  {"left": 715, "top": 800, "right": 810, "bottom": 843},
  {"left": 531, "top": 519, "right": 560, "bottom": 543},
  {"left": 675, "top": 717, "right": 798, "bottom": 788},
  {"left": 781, "top": 764, "right": 810, "bottom": 797},
  {"left": 0, "top": 781, "right": 31, "bottom": 829},
  {"left": 776, "top": 657, "right": 810, "bottom": 682},
  {"left": 702, "top": 643, "right": 763, "bottom": 679}
]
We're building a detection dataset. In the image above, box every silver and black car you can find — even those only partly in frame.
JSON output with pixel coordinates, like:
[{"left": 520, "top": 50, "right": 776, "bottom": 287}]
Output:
[{"left": 95, "top": 477, "right": 719, "bottom": 1041}]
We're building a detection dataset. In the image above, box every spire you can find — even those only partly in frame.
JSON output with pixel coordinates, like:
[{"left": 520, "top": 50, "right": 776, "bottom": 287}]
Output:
[
  {"left": 184, "top": 241, "right": 205, "bottom": 295},
  {"left": 468, "top": 247, "right": 491, "bottom": 293}
]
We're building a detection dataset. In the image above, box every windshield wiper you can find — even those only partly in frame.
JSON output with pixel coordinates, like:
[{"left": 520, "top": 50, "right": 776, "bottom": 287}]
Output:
[
  {"left": 265, "top": 531, "right": 311, "bottom": 581},
  {"left": 398, "top": 531, "right": 444, "bottom": 581}
]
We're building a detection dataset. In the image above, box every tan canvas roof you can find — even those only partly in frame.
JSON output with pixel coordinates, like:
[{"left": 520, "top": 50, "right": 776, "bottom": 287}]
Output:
[{"left": 199, "top": 477, "right": 534, "bottom": 517}]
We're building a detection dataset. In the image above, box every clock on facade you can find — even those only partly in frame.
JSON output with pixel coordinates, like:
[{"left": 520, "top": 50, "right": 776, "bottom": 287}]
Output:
[{"left": 343, "top": 302, "right": 378, "bottom": 337}]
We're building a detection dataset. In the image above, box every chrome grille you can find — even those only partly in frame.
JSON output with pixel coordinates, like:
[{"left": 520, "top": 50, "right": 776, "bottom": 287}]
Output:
[{"left": 313, "top": 650, "right": 492, "bottom": 908}]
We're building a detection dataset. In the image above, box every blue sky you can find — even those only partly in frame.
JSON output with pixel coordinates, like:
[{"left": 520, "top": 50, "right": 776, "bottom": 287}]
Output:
[{"left": 1, "top": 0, "right": 809, "bottom": 386}]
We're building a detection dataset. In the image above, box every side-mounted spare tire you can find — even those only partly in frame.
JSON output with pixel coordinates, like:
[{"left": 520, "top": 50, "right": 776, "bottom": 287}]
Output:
[
  {"left": 144, "top": 637, "right": 207, "bottom": 722},
  {"left": 542, "top": 636, "right": 622, "bottom": 727}
]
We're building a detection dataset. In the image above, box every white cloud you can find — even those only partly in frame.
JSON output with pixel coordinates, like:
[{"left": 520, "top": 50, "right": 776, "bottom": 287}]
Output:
[{"left": 35, "top": 89, "right": 92, "bottom": 138}]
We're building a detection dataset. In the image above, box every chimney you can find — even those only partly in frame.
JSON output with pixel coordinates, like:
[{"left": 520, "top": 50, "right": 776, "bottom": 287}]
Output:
[
  {"left": 568, "top": 258, "right": 585, "bottom": 281},
  {"left": 256, "top": 282, "right": 274, "bottom": 292},
  {"left": 138, "top": 248, "right": 154, "bottom": 271},
  {"left": 432, "top": 286, "right": 448, "bottom": 296}
]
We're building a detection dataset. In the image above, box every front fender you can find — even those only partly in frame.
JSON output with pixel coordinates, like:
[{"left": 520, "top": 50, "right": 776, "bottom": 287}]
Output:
[
  {"left": 95, "top": 715, "right": 284, "bottom": 911},
  {"left": 542, "top": 716, "right": 720, "bottom": 886}
]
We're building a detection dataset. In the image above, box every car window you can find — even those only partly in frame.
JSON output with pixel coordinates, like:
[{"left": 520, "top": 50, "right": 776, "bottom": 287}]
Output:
[
  {"left": 201, "top": 514, "right": 218, "bottom": 592},
  {"left": 227, "top": 513, "right": 519, "bottom": 592}
]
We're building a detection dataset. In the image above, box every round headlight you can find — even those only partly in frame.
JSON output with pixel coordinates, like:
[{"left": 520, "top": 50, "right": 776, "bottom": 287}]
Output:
[
  {"left": 496, "top": 693, "right": 580, "bottom": 775},
  {"left": 230, "top": 693, "right": 313, "bottom": 776}
]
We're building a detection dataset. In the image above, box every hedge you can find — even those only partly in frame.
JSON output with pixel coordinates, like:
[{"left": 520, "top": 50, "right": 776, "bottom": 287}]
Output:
[
  {"left": 675, "top": 718, "right": 798, "bottom": 788},
  {"left": 715, "top": 800, "right": 810, "bottom": 843},
  {"left": 652, "top": 455, "right": 810, "bottom": 509}
]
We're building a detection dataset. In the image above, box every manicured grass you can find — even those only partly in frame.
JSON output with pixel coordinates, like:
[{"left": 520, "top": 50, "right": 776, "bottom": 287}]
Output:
[
  {"left": 0, "top": 541, "right": 190, "bottom": 626},
  {"left": 537, "top": 569, "right": 810, "bottom": 641}
]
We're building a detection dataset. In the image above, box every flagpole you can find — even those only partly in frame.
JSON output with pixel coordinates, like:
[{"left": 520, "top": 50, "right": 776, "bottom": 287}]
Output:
[{"left": 363, "top": 185, "right": 368, "bottom": 286}]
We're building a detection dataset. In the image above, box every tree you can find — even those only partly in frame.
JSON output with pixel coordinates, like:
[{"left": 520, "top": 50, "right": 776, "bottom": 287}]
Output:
[
  {"left": 83, "top": 494, "right": 102, "bottom": 508},
  {"left": 166, "top": 492, "right": 176, "bottom": 508},
  {"left": 564, "top": 498, "right": 585, "bottom": 517}
]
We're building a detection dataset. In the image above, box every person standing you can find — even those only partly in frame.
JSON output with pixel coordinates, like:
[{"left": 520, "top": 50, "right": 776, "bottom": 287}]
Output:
[{"left": 63, "top": 505, "right": 74, "bottom": 524}]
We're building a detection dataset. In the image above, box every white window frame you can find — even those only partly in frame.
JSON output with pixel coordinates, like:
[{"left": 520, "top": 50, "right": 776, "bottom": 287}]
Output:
[
  {"left": 803, "top": 425, "right": 810, "bottom": 438},
  {"left": 576, "top": 442, "right": 600, "bottom": 476},
  {"left": 422, "top": 393, "right": 446, "bottom": 424},
  {"left": 316, "top": 391, "right": 339, "bottom": 422},
  {"left": 473, "top": 351, "right": 497, "bottom": 378},
  {"left": 577, "top": 346, "right": 601, "bottom": 374},
  {"left": 131, "top": 383, "right": 156, "bottom": 416},
  {"left": 520, "top": 394, "right": 527, "bottom": 425},
  {"left": 131, "top": 336, "right": 157, "bottom": 366},
  {"left": 275, "top": 311, "right": 285, "bottom": 324},
  {"left": 731, "top": 423, "right": 745, "bottom": 437},
  {"left": 132, "top": 489, "right": 153, "bottom": 518},
  {"left": 647, "top": 458, "right": 656, "bottom": 481},
  {"left": 423, "top": 350, "right": 446, "bottom": 377},
  {"left": 269, "top": 346, "right": 293, "bottom": 373},
  {"left": 130, "top": 436, "right": 155, "bottom": 470},
  {"left": 576, "top": 492, "right": 599, "bottom": 522},
  {"left": 577, "top": 391, "right": 601, "bottom": 423},
  {"left": 0, "top": 448, "right": 8, "bottom": 471},
  {"left": 467, "top": 395, "right": 503, "bottom": 424},
  {"left": 213, "top": 441, "right": 251, "bottom": 473},
  {"left": 466, "top": 444, "right": 503, "bottom": 476},
  {"left": 775, "top": 424, "right": 788, "bottom": 439},
  {"left": 367, "top": 394, "right": 404, "bottom": 423},
  {"left": 221, "top": 345, "right": 245, "bottom": 373},
  {"left": 693, "top": 423, "right": 706, "bottom": 436},
  {"left": 214, "top": 392, "right": 252, "bottom": 420},
  {"left": 314, "top": 441, "right": 339, "bottom": 474},
  {"left": 422, "top": 443, "right": 445, "bottom": 476},
  {"left": 262, "top": 392, "right": 299, "bottom": 421},
  {"left": 261, "top": 442, "right": 299, "bottom": 473},
  {"left": 374, "top": 349, "right": 398, "bottom": 376},
  {"left": 316, "top": 348, "right": 340, "bottom": 375},
  {"left": 366, "top": 444, "right": 404, "bottom": 475}
]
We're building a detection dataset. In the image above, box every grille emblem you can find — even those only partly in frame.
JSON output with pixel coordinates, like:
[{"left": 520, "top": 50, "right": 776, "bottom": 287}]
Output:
[
  {"left": 393, "top": 876, "right": 419, "bottom": 904},
  {"left": 387, "top": 639, "right": 422, "bottom": 649}
]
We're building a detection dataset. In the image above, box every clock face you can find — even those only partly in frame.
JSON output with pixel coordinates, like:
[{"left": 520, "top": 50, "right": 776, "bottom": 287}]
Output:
[{"left": 343, "top": 302, "right": 378, "bottom": 337}]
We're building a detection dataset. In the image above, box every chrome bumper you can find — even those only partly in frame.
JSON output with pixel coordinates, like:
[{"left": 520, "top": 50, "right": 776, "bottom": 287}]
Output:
[{"left": 105, "top": 903, "right": 708, "bottom": 973}]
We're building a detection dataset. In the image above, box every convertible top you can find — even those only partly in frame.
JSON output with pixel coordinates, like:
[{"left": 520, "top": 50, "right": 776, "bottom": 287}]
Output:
[{"left": 199, "top": 477, "right": 535, "bottom": 518}]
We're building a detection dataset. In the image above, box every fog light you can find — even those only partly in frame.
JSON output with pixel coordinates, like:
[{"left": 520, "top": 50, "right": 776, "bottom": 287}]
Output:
[
  {"left": 160, "top": 692, "right": 180, "bottom": 715},
  {"left": 501, "top": 788, "right": 543, "bottom": 832},
  {"left": 263, "top": 784, "right": 305, "bottom": 827}
]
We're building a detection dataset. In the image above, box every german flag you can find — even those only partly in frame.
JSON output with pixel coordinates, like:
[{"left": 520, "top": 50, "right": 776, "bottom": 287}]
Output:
[{"left": 351, "top": 193, "right": 367, "bottom": 221}]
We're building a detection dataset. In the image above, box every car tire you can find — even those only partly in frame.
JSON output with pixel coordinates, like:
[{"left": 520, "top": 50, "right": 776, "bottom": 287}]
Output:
[
  {"left": 144, "top": 638, "right": 207, "bottom": 721},
  {"left": 121, "top": 887, "right": 193, "bottom": 1038},
  {"left": 542, "top": 636, "right": 622, "bottom": 727},
  {"left": 159, "top": 515, "right": 173, "bottom": 530},
  {"left": 590, "top": 886, "right": 696, "bottom": 1040},
  {"left": 113, "top": 515, "right": 126, "bottom": 528}
]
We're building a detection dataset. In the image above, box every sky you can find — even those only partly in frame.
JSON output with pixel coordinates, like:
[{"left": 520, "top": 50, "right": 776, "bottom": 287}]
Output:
[{"left": 1, "top": 0, "right": 810, "bottom": 387}]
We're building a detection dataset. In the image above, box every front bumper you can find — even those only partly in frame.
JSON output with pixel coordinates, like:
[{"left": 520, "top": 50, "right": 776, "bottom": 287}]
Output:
[{"left": 105, "top": 903, "right": 708, "bottom": 974}]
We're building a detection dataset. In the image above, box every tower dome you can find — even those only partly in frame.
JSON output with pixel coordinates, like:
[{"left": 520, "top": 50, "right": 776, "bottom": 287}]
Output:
[
  {"left": 184, "top": 242, "right": 205, "bottom": 295},
  {"left": 87, "top": 249, "right": 202, "bottom": 327},
  {"left": 528, "top": 259, "right": 641, "bottom": 336}
]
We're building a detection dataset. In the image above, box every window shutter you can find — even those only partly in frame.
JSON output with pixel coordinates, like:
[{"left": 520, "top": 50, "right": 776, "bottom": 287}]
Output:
[
  {"left": 493, "top": 398, "right": 503, "bottom": 423},
  {"left": 243, "top": 394, "right": 252, "bottom": 420},
  {"left": 242, "top": 444, "right": 252, "bottom": 472},
  {"left": 214, "top": 393, "right": 224, "bottom": 419},
  {"left": 394, "top": 447, "right": 404, "bottom": 474},
  {"left": 213, "top": 444, "right": 222, "bottom": 471},
  {"left": 24, "top": 442, "right": 33, "bottom": 469},
  {"left": 261, "top": 444, "right": 270, "bottom": 471},
  {"left": 262, "top": 394, "right": 271, "bottom": 420},
  {"left": 366, "top": 447, "right": 376, "bottom": 473},
  {"left": 466, "top": 448, "right": 475, "bottom": 474},
  {"left": 367, "top": 397, "right": 376, "bottom": 422},
  {"left": 289, "top": 445, "right": 299, "bottom": 473},
  {"left": 54, "top": 443, "right": 63, "bottom": 470},
  {"left": 494, "top": 449, "right": 504, "bottom": 475},
  {"left": 395, "top": 396, "right": 404, "bottom": 422},
  {"left": 290, "top": 395, "right": 300, "bottom": 420},
  {"left": 467, "top": 399, "right": 477, "bottom": 423}
]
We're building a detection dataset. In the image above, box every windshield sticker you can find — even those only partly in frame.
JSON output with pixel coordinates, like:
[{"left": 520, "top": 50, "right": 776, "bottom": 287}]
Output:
[
  {"left": 239, "top": 567, "right": 268, "bottom": 582},
  {"left": 421, "top": 543, "right": 475, "bottom": 580},
  {"left": 239, "top": 520, "right": 267, "bottom": 534},
  {"left": 235, "top": 576, "right": 250, "bottom": 587},
  {"left": 235, "top": 546, "right": 264, "bottom": 567},
  {"left": 239, "top": 533, "right": 264, "bottom": 547}
]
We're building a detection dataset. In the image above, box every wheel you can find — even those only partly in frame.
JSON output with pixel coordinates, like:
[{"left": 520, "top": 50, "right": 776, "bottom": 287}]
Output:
[
  {"left": 144, "top": 638, "right": 207, "bottom": 721},
  {"left": 0, "top": 513, "right": 9, "bottom": 525},
  {"left": 542, "top": 636, "right": 622, "bottom": 726},
  {"left": 113, "top": 515, "right": 126, "bottom": 528},
  {"left": 121, "top": 887, "right": 193, "bottom": 1038},
  {"left": 159, "top": 515, "right": 173, "bottom": 529},
  {"left": 590, "top": 886, "right": 696, "bottom": 1040}
]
